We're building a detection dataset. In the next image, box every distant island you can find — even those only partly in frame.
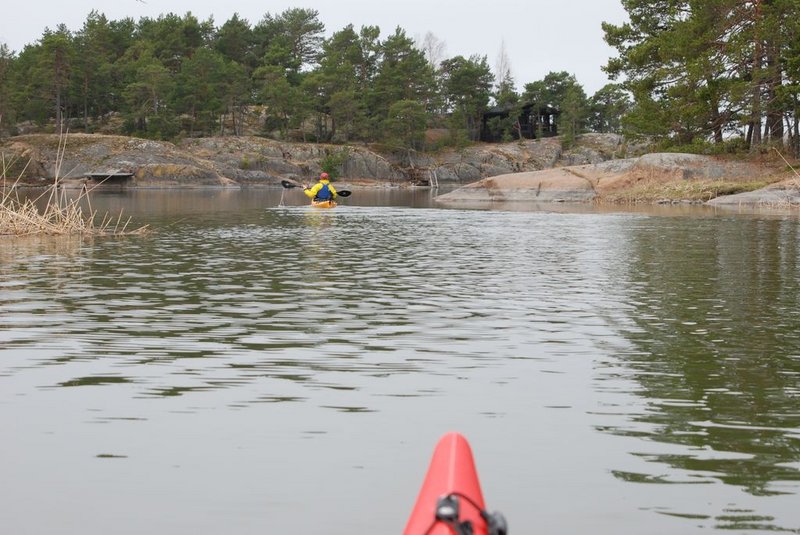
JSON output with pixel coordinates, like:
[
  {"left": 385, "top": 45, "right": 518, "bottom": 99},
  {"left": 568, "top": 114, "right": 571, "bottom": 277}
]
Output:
[{"left": 1, "top": 4, "right": 799, "bottom": 209}]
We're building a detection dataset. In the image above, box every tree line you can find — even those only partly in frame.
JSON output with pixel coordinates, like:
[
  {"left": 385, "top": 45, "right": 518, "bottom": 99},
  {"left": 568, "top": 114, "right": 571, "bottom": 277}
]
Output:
[
  {"left": 2, "top": 3, "right": 797, "bottom": 156},
  {"left": 604, "top": 0, "right": 800, "bottom": 156},
  {"left": 0, "top": 9, "right": 627, "bottom": 151}
]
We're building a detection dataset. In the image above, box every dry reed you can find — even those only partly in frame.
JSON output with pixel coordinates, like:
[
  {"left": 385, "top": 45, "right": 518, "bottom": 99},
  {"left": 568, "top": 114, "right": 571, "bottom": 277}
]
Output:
[
  {"left": 600, "top": 177, "right": 771, "bottom": 204},
  {"left": 773, "top": 147, "right": 800, "bottom": 188},
  {"left": 1, "top": 133, "right": 149, "bottom": 237}
]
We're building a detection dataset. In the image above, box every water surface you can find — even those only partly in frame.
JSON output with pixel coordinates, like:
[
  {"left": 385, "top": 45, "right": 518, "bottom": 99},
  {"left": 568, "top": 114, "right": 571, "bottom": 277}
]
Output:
[{"left": 1, "top": 189, "right": 799, "bottom": 534}]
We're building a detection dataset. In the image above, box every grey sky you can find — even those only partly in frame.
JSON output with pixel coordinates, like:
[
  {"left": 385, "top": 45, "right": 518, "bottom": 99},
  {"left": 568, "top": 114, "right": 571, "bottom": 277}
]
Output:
[{"left": 1, "top": 0, "right": 628, "bottom": 94}]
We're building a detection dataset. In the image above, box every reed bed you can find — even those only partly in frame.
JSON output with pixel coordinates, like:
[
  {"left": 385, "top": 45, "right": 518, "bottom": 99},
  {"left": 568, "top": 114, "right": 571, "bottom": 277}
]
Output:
[{"left": 1, "top": 134, "right": 149, "bottom": 237}]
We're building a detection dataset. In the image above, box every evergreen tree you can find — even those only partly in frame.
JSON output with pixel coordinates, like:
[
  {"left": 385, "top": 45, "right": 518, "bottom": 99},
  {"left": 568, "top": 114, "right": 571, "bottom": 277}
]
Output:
[
  {"left": 73, "top": 12, "right": 127, "bottom": 130},
  {"left": 36, "top": 26, "right": 75, "bottom": 131},
  {"left": 255, "top": 66, "right": 309, "bottom": 139},
  {"left": 327, "top": 90, "right": 363, "bottom": 142},
  {"left": 254, "top": 8, "right": 324, "bottom": 82},
  {"left": 604, "top": 0, "right": 800, "bottom": 151},
  {"left": 384, "top": 99, "right": 427, "bottom": 154},
  {"left": 219, "top": 60, "right": 251, "bottom": 136},
  {"left": 560, "top": 84, "right": 588, "bottom": 147},
  {"left": 588, "top": 83, "right": 631, "bottom": 133},
  {"left": 213, "top": 13, "right": 256, "bottom": 71},
  {"left": 135, "top": 13, "right": 214, "bottom": 74},
  {"left": 493, "top": 79, "right": 521, "bottom": 141},
  {"left": 174, "top": 48, "right": 229, "bottom": 136},
  {"left": 120, "top": 47, "right": 174, "bottom": 136},
  {"left": 523, "top": 72, "right": 589, "bottom": 140},
  {"left": 0, "top": 44, "right": 13, "bottom": 132},
  {"left": 371, "top": 26, "right": 436, "bottom": 137},
  {"left": 314, "top": 25, "right": 363, "bottom": 141},
  {"left": 439, "top": 55, "right": 494, "bottom": 140},
  {"left": 778, "top": 0, "right": 800, "bottom": 154}
]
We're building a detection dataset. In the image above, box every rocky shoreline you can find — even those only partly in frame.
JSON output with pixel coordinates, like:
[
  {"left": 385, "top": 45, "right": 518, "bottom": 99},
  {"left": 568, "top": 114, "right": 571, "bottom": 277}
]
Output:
[
  {"left": 1, "top": 133, "right": 797, "bottom": 208},
  {"left": 1, "top": 133, "right": 622, "bottom": 187},
  {"left": 436, "top": 152, "right": 800, "bottom": 208}
]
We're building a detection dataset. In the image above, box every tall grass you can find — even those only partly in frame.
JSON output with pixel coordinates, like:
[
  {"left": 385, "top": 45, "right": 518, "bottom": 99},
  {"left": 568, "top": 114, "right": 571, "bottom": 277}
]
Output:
[
  {"left": 600, "top": 178, "right": 772, "bottom": 204},
  {"left": 1, "top": 133, "right": 148, "bottom": 237}
]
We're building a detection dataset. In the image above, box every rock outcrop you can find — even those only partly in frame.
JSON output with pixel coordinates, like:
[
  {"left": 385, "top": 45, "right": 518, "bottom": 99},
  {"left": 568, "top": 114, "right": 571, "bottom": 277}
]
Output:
[
  {"left": 0, "top": 132, "right": 629, "bottom": 188},
  {"left": 2, "top": 133, "right": 795, "bottom": 207},
  {"left": 435, "top": 153, "right": 791, "bottom": 206},
  {"left": 706, "top": 179, "right": 800, "bottom": 208}
]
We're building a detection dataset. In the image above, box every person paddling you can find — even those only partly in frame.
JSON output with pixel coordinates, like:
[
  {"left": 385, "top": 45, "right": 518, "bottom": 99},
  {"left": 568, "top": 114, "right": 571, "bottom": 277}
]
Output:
[{"left": 304, "top": 172, "right": 338, "bottom": 202}]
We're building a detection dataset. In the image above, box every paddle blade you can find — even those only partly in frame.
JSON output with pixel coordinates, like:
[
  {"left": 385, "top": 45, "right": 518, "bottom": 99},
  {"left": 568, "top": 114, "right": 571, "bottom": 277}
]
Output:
[
  {"left": 337, "top": 190, "right": 352, "bottom": 197},
  {"left": 281, "top": 180, "right": 299, "bottom": 189}
]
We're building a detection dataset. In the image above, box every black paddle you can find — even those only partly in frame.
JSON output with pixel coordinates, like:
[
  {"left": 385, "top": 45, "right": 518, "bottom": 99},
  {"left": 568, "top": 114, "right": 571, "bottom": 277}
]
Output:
[{"left": 280, "top": 179, "right": 351, "bottom": 197}]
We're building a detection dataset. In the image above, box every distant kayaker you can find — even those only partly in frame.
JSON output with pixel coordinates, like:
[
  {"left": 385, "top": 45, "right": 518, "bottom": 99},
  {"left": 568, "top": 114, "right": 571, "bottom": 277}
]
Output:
[{"left": 303, "top": 172, "right": 338, "bottom": 202}]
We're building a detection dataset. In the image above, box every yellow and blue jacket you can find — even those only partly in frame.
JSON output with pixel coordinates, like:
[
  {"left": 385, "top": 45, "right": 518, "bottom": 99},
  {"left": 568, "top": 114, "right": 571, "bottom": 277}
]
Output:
[{"left": 304, "top": 179, "right": 338, "bottom": 200}]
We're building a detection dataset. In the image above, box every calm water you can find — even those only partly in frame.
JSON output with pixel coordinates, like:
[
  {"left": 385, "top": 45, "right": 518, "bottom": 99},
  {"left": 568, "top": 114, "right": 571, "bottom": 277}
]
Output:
[{"left": 2, "top": 189, "right": 799, "bottom": 534}]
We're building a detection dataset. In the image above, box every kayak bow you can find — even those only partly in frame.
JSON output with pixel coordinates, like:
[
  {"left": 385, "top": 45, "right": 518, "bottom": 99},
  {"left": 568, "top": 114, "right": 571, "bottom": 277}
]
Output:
[{"left": 403, "top": 432, "right": 507, "bottom": 535}]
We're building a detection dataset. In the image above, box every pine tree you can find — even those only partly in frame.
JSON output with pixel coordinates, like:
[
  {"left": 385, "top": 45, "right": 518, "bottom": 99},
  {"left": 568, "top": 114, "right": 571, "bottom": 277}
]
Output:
[{"left": 604, "top": 0, "right": 800, "bottom": 152}]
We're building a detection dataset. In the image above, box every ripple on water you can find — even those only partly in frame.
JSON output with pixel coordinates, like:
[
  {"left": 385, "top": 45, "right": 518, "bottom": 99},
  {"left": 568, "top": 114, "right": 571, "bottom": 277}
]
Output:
[{"left": 2, "top": 202, "right": 800, "bottom": 533}]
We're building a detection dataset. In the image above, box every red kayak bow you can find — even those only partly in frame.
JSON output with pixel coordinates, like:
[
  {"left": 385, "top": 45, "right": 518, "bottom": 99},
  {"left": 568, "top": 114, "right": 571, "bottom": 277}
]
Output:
[{"left": 403, "top": 432, "right": 507, "bottom": 535}]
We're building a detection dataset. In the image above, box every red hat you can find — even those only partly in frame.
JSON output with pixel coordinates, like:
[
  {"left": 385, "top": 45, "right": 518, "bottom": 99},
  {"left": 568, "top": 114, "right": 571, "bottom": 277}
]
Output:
[{"left": 320, "top": 172, "right": 329, "bottom": 179}]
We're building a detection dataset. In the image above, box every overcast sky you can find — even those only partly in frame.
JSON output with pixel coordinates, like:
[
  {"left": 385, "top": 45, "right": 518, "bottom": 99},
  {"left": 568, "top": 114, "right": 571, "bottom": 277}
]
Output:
[{"left": 1, "top": 0, "right": 629, "bottom": 95}]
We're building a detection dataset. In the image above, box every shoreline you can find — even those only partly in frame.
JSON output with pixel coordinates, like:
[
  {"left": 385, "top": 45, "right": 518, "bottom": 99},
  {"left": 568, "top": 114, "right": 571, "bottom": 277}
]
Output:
[{"left": 2, "top": 133, "right": 798, "bottom": 209}]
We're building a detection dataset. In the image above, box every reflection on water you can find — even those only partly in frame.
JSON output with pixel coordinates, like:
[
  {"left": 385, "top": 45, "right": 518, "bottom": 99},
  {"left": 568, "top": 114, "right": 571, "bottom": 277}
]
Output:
[
  {"left": 1, "top": 190, "right": 799, "bottom": 534},
  {"left": 595, "top": 217, "right": 800, "bottom": 530}
]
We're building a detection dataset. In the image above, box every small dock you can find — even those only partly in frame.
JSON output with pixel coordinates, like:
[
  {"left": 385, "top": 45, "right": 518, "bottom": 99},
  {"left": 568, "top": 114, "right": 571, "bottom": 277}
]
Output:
[{"left": 85, "top": 170, "right": 135, "bottom": 181}]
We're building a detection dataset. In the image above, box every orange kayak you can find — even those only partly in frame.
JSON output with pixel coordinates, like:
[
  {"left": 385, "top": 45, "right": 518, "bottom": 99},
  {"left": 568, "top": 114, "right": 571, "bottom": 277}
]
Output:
[
  {"left": 311, "top": 199, "right": 337, "bottom": 208},
  {"left": 403, "top": 432, "right": 507, "bottom": 535}
]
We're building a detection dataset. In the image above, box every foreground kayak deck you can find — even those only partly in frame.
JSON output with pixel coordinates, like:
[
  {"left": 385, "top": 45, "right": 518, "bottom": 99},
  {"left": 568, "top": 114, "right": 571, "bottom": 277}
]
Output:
[
  {"left": 310, "top": 199, "right": 337, "bottom": 208},
  {"left": 403, "top": 432, "right": 507, "bottom": 535}
]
